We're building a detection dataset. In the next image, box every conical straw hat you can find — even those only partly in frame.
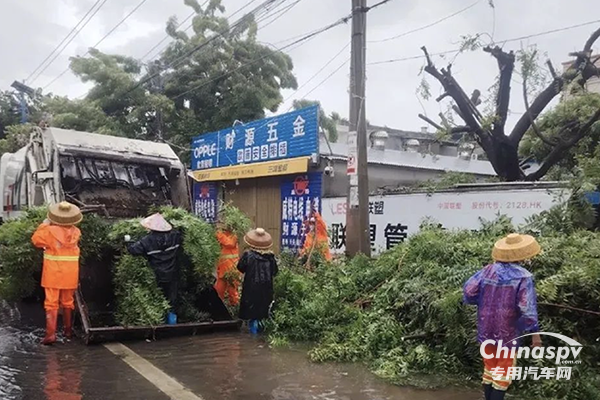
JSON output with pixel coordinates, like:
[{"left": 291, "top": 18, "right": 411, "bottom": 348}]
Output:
[
  {"left": 492, "top": 233, "right": 541, "bottom": 263},
  {"left": 244, "top": 228, "right": 273, "bottom": 250},
  {"left": 47, "top": 202, "right": 82, "bottom": 226},
  {"left": 140, "top": 213, "right": 172, "bottom": 232}
]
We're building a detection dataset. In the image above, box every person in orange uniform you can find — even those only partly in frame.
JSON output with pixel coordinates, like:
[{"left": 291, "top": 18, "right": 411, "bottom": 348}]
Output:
[
  {"left": 301, "top": 211, "right": 332, "bottom": 262},
  {"left": 214, "top": 224, "right": 241, "bottom": 306},
  {"left": 31, "top": 201, "right": 83, "bottom": 345}
]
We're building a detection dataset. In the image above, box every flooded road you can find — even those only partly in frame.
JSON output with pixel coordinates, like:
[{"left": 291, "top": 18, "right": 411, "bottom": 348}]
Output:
[{"left": 1, "top": 301, "right": 479, "bottom": 400}]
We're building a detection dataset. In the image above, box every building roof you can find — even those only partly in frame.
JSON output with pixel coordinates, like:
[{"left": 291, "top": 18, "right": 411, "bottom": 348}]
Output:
[{"left": 320, "top": 139, "right": 496, "bottom": 176}]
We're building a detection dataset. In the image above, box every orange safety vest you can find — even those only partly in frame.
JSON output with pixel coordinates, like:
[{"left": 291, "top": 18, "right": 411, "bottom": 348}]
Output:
[
  {"left": 32, "top": 223, "right": 81, "bottom": 289},
  {"left": 216, "top": 230, "right": 240, "bottom": 277},
  {"left": 301, "top": 212, "right": 332, "bottom": 261}
]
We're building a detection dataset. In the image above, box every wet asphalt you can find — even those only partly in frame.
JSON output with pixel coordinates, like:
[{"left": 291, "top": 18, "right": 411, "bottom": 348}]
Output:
[{"left": 1, "top": 301, "right": 479, "bottom": 400}]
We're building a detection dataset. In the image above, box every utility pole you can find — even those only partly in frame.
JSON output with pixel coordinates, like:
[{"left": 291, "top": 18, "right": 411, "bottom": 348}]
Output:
[{"left": 346, "top": 0, "right": 370, "bottom": 257}]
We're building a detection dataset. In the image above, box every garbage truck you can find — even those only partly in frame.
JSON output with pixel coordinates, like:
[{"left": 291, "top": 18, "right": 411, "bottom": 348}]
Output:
[{"left": 0, "top": 124, "right": 240, "bottom": 343}]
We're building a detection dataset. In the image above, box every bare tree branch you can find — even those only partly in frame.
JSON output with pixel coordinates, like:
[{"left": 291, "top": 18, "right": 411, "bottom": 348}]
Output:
[
  {"left": 522, "top": 68, "right": 557, "bottom": 146},
  {"left": 418, "top": 113, "right": 444, "bottom": 131},
  {"left": 525, "top": 108, "right": 600, "bottom": 181},
  {"left": 583, "top": 26, "right": 600, "bottom": 53},
  {"left": 484, "top": 46, "right": 515, "bottom": 137},
  {"left": 546, "top": 60, "right": 558, "bottom": 80}
]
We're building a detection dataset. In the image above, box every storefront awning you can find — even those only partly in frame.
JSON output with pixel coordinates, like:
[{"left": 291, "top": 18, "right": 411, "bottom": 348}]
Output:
[{"left": 190, "top": 156, "right": 309, "bottom": 182}]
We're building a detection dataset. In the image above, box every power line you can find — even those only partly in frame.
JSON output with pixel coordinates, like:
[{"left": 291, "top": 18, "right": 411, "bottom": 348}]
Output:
[
  {"left": 125, "top": 0, "right": 297, "bottom": 96},
  {"left": 43, "top": 0, "right": 151, "bottom": 91},
  {"left": 368, "top": 19, "right": 600, "bottom": 65},
  {"left": 30, "top": 0, "right": 111, "bottom": 85},
  {"left": 255, "top": 0, "right": 302, "bottom": 29},
  {"left": 139, "top": 0, "right": 211, "bottom": 61},
  {"left": 284, "top": 42, "right": 350, "bottom": 102},
  {"left": 369, "top": 0, "right": 481, "bottom": 43},
  {"left": 172, "top": 13, "right": 351, "bottom": 100},
  {"left": 25, "top": 0, "right": 105, "bottom": 83},
  {"left": 293, "top": 57, "right": 350, "bottom": 101}
]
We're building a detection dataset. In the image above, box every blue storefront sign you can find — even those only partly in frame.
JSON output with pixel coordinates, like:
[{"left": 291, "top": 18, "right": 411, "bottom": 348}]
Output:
[
  {"left": 192, "top": 182, "right": 218, "bottom": 222},
  {"left": 191, "top": 106, "right": 319, "bottom": 171},
  {"left": 280, "top": 172, "right": 322, "bottom": 252}
]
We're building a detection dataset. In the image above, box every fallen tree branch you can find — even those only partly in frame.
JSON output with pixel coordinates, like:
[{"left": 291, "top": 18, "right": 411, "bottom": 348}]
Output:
[{"left": 539, "top": 302, "right": 600, "bottom": 316}]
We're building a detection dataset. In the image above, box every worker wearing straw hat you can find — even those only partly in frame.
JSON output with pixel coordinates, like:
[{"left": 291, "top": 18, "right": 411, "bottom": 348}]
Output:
[
  {"left": 32, "top": 201, "right": 83, "bottom": 345},
  {"left": 463, "top": 233, "right": 543, "bottom": 400},
  {"left": 237, "top": 228, "right": 278, "bottom": 334},
  {"left": 127, "top": 213, "right": 182, "bottom": 325}
]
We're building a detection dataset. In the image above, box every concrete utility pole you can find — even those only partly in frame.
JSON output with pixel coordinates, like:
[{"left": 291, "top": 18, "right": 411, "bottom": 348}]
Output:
[{"left": 346, "top": 0, "right": 370, "bottom": 257}]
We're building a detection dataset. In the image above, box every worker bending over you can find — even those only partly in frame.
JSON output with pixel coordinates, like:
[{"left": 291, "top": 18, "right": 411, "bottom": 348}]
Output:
[
  {"left": 301, "top": 211, "right": 332, "bottom": 262},
  {"left": 215, "top": 223, "right": 241, "bottom": 306},
  {"left": 127, "top": 213, "right": 182, "bottom": 325},
  {"left": 32, "top": 201, "right": 83, "bottom": 345}
]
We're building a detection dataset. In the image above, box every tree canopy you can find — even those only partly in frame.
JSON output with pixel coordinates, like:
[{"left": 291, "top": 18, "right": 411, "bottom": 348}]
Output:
[
  {"left": 419, "top": 27, "right": 600, "bottom": 181},
  {"left": 0, "top": 0, "right": 299, "bottom": 163}
]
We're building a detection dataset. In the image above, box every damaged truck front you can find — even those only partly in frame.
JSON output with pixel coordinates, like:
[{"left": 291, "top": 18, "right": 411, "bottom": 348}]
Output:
[{"left": 0, "top": 125, "right": 239, "bottom": 343}]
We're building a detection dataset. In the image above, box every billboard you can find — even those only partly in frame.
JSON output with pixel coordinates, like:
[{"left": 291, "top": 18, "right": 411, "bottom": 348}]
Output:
[
  {"left": 192, "top": 182, "right": 218, "bottom": 223},
  {"left": 280, "top": 172, "right": 323, "bottom": 252},
  {"left": 322, "top": 188, "right": 569, "bottom": 255},
  {"left": 191, "top": 106, "right": 319, "bottom": 171}
]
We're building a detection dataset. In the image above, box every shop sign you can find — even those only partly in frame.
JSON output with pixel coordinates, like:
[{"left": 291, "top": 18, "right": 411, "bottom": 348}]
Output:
[
  {"left": 192, "top": 182, "right": 218, "bottom": 222},
  {"left": 191, "top": 157, "right": 309, "bottom": 182},
  {"left": 191, "top": 106, "right": 319, "bottom": 171},
  {"left": 280, "top": 172, "right": 322, "bottom": 252}
]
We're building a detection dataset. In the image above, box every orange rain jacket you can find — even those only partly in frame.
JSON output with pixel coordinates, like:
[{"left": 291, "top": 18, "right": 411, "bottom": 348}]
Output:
[
  {"left": 301, "top": 212, "right": 332, "bottom": 261},
  {"left": 216, "top": 230, "right": 240, "bottom": 280},
  {"left": 32, "top": 223, "right": 81, "bottom": 289}
]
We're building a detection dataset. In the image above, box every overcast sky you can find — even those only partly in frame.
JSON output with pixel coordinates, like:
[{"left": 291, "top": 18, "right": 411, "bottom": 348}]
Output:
[{"left": 1, "top": 0, "right": 598, "bottom": 133}]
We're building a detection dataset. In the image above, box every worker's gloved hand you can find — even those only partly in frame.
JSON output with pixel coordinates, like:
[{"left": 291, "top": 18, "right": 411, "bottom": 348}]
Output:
[{"left": 124, "top": 235, "right": 131, "bottom": 242}]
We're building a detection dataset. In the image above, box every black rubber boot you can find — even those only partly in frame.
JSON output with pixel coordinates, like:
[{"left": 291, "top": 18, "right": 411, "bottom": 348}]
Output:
[
  {"left": 490, "top": 388, "right": 506, "bottom": 400},
  {"left": 483, "top": 384, "right": 493, "bottom": 400}
]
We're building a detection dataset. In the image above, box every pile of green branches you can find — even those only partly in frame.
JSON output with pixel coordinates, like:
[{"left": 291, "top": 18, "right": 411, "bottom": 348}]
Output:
[
  {"left": 219, "top": 203, "right": 252, "bottom": 238},
  {"left": 0, "top": 206, "right": 223, "bottom": 327},
  {"left": 268, "top": 217, "right": 600, "bottom": 400}
]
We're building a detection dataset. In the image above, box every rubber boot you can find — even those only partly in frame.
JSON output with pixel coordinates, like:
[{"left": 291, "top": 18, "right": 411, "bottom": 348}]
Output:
[
  {"left": 63, "top": 308, "right": 73, "bottom": 339},
  {"left": 167, "top": 312, "right": 177, "bottom": 325},
  {"left": 249, "top": 320, "right": 259, "bottom": 335},
  {"left": 42, "top": 310, "right": 58, "bottom": 345},
  {"left": 484, "top": 384, "right": 493, "bottom": 400},
  {"left": 490, "top": 388, "right": 506, "bottom": 400}
]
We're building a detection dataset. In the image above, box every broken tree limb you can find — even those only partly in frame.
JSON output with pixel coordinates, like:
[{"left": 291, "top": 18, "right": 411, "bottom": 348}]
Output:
[
  {"left": 526, "top": 108, "right": 600, "bottom": 181},
  {"left": 418, "top": 113, "right": 444, "bottom": 131},
  {"left": 539, "top": 302, "right": 600, "bottom": 316},
  {"left": 522, "top": 72, "right": 557, "bottom": 146},
  {"left": 485, "top": 46, "right": 515, "bottom": 136}
]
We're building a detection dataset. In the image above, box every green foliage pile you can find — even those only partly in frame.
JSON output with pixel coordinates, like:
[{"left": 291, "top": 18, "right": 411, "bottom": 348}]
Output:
[
  {"left": 0, "top": 206, "right": 226, "bottom": 327},
  {"left": 0, "top": 207, "right": 46, "bottom": 300},
  {"left": 158, "top": 206, "right": 220, "bottom": 280},
  {"left": 268, "top": 218, "right": 600, "bottom": 400},
  {"left": 219, "top": 203, "right": 252, "bottom": 238},
  {"left": 113, "top": 254, "right": 171, "bottom": 327}
]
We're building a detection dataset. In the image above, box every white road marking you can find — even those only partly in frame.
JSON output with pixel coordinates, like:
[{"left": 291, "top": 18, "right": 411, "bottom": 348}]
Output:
[{"left": 104, "top": 342, "right": 204, "bottom": 400}]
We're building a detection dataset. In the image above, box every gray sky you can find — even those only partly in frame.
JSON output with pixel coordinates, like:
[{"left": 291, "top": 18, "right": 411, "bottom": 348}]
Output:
[{"left": 1, "top": 0, "right": 598, "bottom": 133}]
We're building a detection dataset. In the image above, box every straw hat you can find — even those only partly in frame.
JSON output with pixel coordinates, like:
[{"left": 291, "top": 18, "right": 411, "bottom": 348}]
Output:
[
  {"left": 244, "top": 228, "right": 273, "bottom": 250},
  {"left": 492, "top": 233, "right": 541, "bottom": 263},
  {"left": 47, "top": 202, "right": 82, "bottom": 226},
  {"left": 140, "top": 213, "right": 172, "bottom": 232}
]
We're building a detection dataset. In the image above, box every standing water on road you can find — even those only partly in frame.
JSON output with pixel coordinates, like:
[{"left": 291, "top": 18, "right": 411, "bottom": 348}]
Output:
[{"left": 1, "top": 301, "right": 478, "bottom": 400}]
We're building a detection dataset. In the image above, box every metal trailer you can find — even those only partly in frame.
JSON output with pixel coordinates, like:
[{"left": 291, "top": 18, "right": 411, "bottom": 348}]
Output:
[{"left": 1, "top": 125, "right": 240, "bottom": 343}]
